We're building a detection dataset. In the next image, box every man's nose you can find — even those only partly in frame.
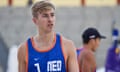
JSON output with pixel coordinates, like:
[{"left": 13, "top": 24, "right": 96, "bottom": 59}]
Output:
[{"left": 48, "top": 17, "right": 53, "bottom": 22}]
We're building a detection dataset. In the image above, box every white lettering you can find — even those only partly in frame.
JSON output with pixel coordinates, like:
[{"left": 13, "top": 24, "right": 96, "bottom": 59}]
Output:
[
  {"left": 57, "top": 61, "right": 61, "bottom": 71},
  {"left": 47, "top": 60, "right": 62, "bottom": 71},
  {"left": 34, "top": 63, "right": 41, "bottom": 72}
]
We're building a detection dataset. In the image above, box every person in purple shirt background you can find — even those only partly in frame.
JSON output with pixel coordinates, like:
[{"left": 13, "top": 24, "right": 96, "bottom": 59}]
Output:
[{"left": 105, "top": 27, "right": 120, "bottom": 72}]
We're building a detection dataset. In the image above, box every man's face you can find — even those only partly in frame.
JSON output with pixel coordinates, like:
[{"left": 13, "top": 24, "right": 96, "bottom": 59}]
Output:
[
  {"left": 91, "top": 38, "right": 101, "bottom": 52},
  {"left": 33, "top": 8, "right": 55, "bottom": 33}
]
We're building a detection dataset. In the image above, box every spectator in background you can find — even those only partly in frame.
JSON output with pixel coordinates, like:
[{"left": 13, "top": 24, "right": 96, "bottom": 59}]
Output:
[
  {"left": 77, "top": 27, "right": 106, "bottom": 72},
  {"left": 105, "top": 28, "right": 120, "bottom": 72},
  {"left": 28, "top": 0, "right": 33, "bottom": 6}
]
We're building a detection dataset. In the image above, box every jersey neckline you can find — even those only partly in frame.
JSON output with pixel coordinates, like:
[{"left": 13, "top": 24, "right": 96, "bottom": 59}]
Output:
[{"left": 31, "top": 33, "right": 56, "bottom": 52}]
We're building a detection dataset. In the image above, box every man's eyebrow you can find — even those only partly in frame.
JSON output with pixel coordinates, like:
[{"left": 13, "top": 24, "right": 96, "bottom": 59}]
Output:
[{"left": 42, "top": 13, "right": 48, "bottom": 15}]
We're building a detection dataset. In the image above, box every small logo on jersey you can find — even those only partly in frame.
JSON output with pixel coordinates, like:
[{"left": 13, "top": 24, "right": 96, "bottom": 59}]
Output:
[
  {"left": 34, "top": 58, "right": 39, "bottom": 61},
  {"left": 47, "top": 60, "right": 62, "bottom": 71}
]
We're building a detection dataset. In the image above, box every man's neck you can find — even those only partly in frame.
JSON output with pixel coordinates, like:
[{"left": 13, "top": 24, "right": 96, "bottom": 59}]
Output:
[
  {"left": 37, "top": 31, "right": 54, "bottom": 43},
  {"left": 83, "top": 44, "right": 93, "bottom": 52}
]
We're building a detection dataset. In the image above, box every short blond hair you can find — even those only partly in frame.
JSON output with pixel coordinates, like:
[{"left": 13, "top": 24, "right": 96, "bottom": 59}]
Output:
[{"left": 32, "top": 1, "right": 55, "bottom": 18}]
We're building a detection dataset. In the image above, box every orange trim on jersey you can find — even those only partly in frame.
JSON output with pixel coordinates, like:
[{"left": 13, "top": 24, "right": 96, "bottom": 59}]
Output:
[
  {"left": 31, "top": 33, "right": 56, "bottom": 52},
  {"left": 60, "top": 36, "right": 68, "bottom": 72},
  {"left": 25, "top": 42, "right": 28, "bottom": 72}
]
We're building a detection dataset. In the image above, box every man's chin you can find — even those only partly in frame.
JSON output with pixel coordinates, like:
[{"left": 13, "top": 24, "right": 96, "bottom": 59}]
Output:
[{"left": 45, "top": 30, "right": 53, "bottom": 33}]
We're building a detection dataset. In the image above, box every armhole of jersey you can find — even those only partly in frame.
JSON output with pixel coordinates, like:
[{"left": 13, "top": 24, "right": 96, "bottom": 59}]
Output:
[
  {"left": 25, "top": 41, "right": 28, "bottom": 72},
  {"left": 60, "top": 36, "right": 68, "bottom": 71},
  {"left": 76, "top": 48, "right": 80, "bottom": 57}
]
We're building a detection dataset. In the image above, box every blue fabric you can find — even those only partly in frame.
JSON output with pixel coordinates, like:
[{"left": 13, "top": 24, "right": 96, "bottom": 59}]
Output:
[
  {"left": 76, "top": 48, "right": 84, "bottom": 57},
  {"left": 27, "top": 34, "right": 66, "bottom": 72},
  {"left": 112, "top": 28, "right": 119, "bottom": 36}
]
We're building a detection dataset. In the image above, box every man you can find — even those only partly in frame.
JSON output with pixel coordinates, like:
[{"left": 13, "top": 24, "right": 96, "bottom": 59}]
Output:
[
  {"left": 17, "top": 1, "right": 79, "bottom": 72},
  {"left": 77, "top": 27, "right": 106, "bottom": 72}
]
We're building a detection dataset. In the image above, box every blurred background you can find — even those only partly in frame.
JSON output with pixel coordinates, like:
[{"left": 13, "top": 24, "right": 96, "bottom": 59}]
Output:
[{"left": 0, "top": 0, "right": 120, "bottom": 72}]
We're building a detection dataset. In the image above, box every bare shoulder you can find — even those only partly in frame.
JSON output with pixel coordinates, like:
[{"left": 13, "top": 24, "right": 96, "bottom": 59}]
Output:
[
  {"left": 78, "top": 50, "right": 96, "bottom": 72},
  {"left": 79, "top": 50, "right": 94, "bottom": 60},
  {"left": 61, "top": 36, "right": 75, "bottom": 46},
  {"left": 61, "top": 36, "right": 76, "bottom": 49},
  {"left": 17, "top": 42, "right": 27, "bottom": 62},
  {"left": 61, "top": 36, "right": 76, "bottom": 55},
  {"left": 78, "top": 50, "right": 95, "bottom": 63}
]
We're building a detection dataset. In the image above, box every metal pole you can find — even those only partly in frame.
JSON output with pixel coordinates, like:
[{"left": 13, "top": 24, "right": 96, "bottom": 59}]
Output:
[
  {"left": 81, "top": 0, "right": 85, "bottom": 6},
  {"left": 8, "top": 0, "right": 12, "bottom": 6}
]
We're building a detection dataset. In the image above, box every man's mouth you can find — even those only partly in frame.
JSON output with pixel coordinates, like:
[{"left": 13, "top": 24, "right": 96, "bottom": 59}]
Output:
[{"left": 48, "top": 24, "right": 53, "bottom": 28}]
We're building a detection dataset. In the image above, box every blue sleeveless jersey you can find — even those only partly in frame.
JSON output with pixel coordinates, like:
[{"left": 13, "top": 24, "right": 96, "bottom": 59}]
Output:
[{"left": 27, "top": 34, "right": 66, "bottom": 72}]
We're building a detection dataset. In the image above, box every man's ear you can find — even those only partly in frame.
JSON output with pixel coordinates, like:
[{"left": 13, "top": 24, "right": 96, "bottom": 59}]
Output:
[
  {"left": 32, "top": 17, "right": 37, "bottom": 25},
  {"left": 90, "top": 39, "right": 95, "bottom": 45}
]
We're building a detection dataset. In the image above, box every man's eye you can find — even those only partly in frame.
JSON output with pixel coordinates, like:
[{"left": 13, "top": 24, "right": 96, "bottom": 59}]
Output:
[
  {"left": 51, "top": 14, "right": 54, "bottom": 17},
  {"left": 51, "top": 13, "right": 55, "bottom": 17}
]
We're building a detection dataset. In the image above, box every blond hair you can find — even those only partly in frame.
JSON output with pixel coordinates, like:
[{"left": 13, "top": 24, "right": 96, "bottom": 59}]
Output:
[{"left": 32, "top": 1, "right": 55, "bottom": 18}]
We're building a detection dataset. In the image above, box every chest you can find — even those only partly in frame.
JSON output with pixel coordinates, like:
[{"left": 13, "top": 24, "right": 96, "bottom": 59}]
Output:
[{"left": 28, "top": 49, "right": 65, "bottom": 72}]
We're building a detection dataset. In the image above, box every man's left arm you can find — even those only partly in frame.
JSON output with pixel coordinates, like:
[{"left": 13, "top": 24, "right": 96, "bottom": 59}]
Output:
[{"left": 67, "top": 41, "right": 79, "bottom": 72}]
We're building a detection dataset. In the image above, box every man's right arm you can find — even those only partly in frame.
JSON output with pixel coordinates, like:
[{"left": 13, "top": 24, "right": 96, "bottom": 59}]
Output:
[{"left": 17, "top": 43, "right": 27, "bottom": 72}]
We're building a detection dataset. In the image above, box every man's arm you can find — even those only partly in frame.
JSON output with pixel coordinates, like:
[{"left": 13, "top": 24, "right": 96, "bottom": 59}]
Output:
[
  {"left": 17, "top": 43, "right": 27, "bottom": 72},
  {"left": 78, "top": 51, "right": 96, "bottom": 72},
  {"left": 65, "top": 40, "right": 79, "bottom": 72}
]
